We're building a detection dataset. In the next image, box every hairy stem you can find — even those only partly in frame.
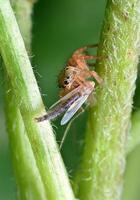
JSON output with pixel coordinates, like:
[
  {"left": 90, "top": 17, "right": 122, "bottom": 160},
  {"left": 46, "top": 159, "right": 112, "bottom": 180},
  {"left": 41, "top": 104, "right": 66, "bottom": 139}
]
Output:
[
  {"left": 5, "top": 81, "right": 47, "bottom": 200},
  {"left": 75, "top": 1, "right": 140, "bottom": 200},
  {"left": 4, "top": 1, "right": 48, "bottom": 199},
  {"left": 0, "top": 1, "right": 74, "bottom": 199},
  {"left": 11, "top": 0, "right": 35, "bottom": 52}
]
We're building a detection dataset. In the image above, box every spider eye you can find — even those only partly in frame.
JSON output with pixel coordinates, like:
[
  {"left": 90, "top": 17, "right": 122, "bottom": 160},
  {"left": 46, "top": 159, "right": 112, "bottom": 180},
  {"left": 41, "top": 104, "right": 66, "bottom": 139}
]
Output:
[
  {"left": 65, "top": 67, "right": 69, "bottom": 70},
  {"left": 64, "top": 80, "right": 69, "bottom": 85},
  {"left": 66, "top": 76, "right": 70, "bottom": 79}
]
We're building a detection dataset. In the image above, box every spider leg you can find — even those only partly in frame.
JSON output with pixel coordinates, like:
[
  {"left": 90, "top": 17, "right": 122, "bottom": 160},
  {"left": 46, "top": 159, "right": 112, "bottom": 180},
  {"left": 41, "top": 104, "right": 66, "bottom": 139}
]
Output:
[
  {"left": 86, "top": 44, "right": 98, "bottom": 48},
  {"left": 90, "top": 71, "right": 103, "bottom": 84},
  {"left": 78, "top": 55, "right": 103, "bottom": 60},
  {"left": 73, "top": 75, "right": 85, "bottom": 85},
  {"left": 68, "top": 44, "right": 104, "bottom": 70},
  {"left": 87, "top": 63, "right": 96, "bottom": 67},
  {"left": 75, "top": 59, "right": 88, "bottom": 70},
  {"left": 73, "top": 44, "right": 98, "bottom": 55}
]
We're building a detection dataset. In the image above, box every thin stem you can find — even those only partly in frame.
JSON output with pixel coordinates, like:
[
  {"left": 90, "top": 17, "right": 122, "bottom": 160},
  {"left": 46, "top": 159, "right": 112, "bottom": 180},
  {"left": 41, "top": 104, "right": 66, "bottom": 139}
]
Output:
[
  {"left": 5, "top": 0, "right": 47, "bottom": 199},
  {"left": 74, "top": 1, "right": 140, "bottom": 200},
  {"left": 0, "top": 1, "right": 75, "bottom": 199}
]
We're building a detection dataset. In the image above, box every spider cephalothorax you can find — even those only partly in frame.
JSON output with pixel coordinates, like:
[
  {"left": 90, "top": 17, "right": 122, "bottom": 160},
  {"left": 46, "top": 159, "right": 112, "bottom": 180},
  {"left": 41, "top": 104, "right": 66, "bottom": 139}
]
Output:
[{"left": 58, "top": 44, "right": 102, "bottom": 97}]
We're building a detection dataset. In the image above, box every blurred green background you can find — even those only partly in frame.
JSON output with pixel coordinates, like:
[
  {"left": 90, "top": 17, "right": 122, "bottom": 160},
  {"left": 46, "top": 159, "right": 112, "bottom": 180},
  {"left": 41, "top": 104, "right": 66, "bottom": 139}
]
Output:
[{"left": 0, "top": 0, "right": 140, "bottom": 199}]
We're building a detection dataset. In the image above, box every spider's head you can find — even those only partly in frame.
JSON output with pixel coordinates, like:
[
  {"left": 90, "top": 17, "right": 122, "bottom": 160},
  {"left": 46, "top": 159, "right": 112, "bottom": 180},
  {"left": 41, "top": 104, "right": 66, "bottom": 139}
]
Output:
[{"left": 58, "top": 66, "right": 75, "bottom": 89}]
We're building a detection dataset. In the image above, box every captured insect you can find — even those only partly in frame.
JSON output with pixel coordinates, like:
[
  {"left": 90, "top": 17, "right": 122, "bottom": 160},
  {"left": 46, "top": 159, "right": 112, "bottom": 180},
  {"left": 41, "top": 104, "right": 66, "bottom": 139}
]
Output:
[{"left": 36, "top": 44, "right": 103, "bottom": 125}]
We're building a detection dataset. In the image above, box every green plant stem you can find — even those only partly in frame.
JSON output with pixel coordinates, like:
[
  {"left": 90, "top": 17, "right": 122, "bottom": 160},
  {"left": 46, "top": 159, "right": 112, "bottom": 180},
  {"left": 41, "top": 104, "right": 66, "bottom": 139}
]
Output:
[
  {"left": 11, "top": 0, "right": 35, "bottom": 52},
  {"left": 127, "top": 110, "right": 140, "bottom": 154},
  {"left": 5, "top": 81, "right": 47, "bottom": 200},
  {"left": 0, "top": 1, "right": 74, "bottom": 199},
  {"left": 4, "top": 1, "right": 48, "bottom": 199},
  {"left": 75, "top": 1, "right": 140, "bottom": 200}
]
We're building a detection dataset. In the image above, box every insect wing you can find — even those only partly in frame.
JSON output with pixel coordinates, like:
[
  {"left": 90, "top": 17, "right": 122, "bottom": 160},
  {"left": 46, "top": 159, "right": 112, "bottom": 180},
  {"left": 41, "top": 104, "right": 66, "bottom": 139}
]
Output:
[
  {"left": 50, "top": 86, "right": 82, "bottom": 109},
  {"left": 36, "top": 91, "right": 81, "bottom": 122},
  {"left": 61, "top": 94, "right": 89, "bottom": 125}
]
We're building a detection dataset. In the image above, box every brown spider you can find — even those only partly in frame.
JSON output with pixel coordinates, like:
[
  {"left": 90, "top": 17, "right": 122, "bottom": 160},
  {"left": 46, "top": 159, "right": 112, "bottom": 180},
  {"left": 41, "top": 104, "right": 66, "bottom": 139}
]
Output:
[
  {"left": 58, "top": 44, "right": 102, "bottom": 97},
  {"left": 36, "top": 44, "right": 103, "bottom": 125}
]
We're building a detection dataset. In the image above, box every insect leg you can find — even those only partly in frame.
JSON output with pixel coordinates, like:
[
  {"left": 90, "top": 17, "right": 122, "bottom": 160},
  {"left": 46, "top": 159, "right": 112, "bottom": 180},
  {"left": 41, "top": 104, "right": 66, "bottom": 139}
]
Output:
[{"left": 59, "top": 107, "right": 84, "bottom": 150}]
